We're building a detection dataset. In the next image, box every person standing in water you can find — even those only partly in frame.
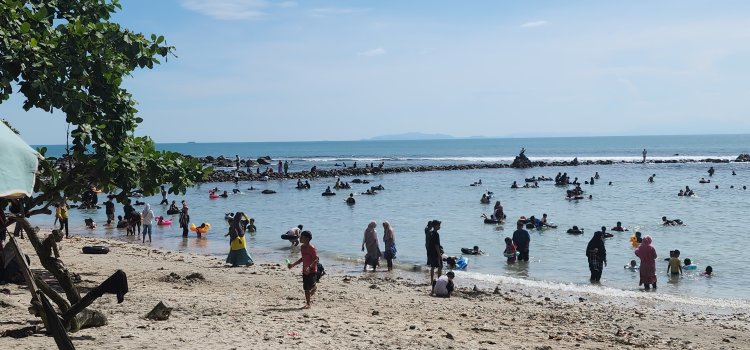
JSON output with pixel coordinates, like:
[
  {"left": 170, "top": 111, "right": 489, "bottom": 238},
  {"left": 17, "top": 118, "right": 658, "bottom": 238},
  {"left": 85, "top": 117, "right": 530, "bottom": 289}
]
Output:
[
  {"left": 512, "top": 220, "right": 531, "bottom": 262},
  {"left": 635, "top": 235, "right": 658, "bottom": 290},
  {"left": 642, "top": 149, "right": 647, "bottom": 163},
  {"left": 141, "top": 203, "right": 154, "bottom": 243},
  {"left": 585, "top": 231, "right": 607, "bottom": 282},
  {"left": 179, "top": 200, "right": 190, "bottom": 238},
  {"left": 382, "top": 221, "right": 396, "bottom": 271},
  {"left": 361, "top": 221, "right": 382, "bottom": 271}
]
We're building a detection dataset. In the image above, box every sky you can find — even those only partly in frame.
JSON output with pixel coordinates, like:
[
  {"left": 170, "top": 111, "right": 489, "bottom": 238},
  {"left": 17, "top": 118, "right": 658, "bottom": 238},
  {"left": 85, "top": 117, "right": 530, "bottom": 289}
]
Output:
[{"left": 3, "top": 0, "right": 750, "bottom": 144}]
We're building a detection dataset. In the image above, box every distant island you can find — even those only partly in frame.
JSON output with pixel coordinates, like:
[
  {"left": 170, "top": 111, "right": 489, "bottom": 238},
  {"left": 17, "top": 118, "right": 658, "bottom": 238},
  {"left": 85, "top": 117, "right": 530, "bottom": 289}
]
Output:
[{"left": 367, "top": 132, "right": 486, "bottom": 141}]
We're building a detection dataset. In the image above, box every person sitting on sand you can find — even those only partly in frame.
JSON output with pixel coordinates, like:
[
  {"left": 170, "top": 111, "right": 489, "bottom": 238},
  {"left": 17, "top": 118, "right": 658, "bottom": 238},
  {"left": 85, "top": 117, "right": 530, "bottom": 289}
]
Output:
[
  {"left": 432, "top": 271, "right": 455, "bottom": 298},
  {"left": 662, "top": 216, "right": 684, "bottom": 226},
  {"left": 287, "top": 230, "right": 318, "bottom": 309},
  {"left": 611, "top": 221, "right": 627, "bottom": 232}
]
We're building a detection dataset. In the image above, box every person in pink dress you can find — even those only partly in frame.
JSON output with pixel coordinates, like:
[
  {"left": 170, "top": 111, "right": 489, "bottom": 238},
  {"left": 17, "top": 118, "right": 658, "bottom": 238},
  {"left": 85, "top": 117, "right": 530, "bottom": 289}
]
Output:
[{"left": 634, "top": 235, "right": 658, "bottom": 290}]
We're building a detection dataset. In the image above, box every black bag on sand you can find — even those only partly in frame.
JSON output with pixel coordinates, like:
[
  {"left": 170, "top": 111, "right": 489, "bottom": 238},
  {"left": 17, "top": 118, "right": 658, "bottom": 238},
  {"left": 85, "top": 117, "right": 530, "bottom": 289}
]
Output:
[{"left": 316, "top": 262, "right": 325, "bottom": 282}]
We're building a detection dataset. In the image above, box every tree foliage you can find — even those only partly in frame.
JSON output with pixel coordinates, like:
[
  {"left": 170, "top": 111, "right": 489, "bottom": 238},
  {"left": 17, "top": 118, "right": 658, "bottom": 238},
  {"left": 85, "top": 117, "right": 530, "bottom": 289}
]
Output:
[{"left": 0, "top": 0, "right": 207, "bottom": 210}]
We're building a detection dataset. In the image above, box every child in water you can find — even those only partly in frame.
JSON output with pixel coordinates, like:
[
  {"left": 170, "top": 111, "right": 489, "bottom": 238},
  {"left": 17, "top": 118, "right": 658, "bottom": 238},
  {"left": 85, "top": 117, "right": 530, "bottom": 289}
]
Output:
[
  {"left": 624, "top": 260, "right": 639, "bottom": 270},
  {"left": 503, "top": 237, "right": 517, "bottom": 264},
  {"left": 703, "top": 266, "right": 713, "bottom": 276},
  {"left": 667, "top": 250, "right": 683, "bottom": 275}
]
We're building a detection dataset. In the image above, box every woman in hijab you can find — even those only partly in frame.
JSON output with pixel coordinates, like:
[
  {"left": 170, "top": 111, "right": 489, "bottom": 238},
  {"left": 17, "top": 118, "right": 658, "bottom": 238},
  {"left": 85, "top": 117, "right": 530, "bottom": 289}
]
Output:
[
  {"left": 141, "top": 203, "right": 155, "bottom": 243},
  {"left": 585, "top": 231, "right": 607, "bottom": 282},
  {"left": 225, "top": 212, "right": 253, "bottom": 267},
  {"left": 382, "top": 221, "right": 396, "bottom": 271},
  {"left": 634, "top": 235, "right": 657, "bottom": 289},
  {"left": 361, "top": 221, "right": 381, "bottom": 271}
]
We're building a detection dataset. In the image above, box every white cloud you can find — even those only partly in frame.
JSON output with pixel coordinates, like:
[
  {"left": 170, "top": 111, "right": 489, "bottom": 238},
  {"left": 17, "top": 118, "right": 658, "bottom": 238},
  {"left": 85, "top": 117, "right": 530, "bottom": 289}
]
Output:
[
  {"left": 521, "top": 20, "right": 547, "bottom": 28},
  {"left": 358, "top": 47, "right": 386, "bottom": 57},
  {"left": 181, "top": 0, "right": 267, "bottom": 20},
  {"left": 310, "top": 7, "right": 370, "bottom": 16}
]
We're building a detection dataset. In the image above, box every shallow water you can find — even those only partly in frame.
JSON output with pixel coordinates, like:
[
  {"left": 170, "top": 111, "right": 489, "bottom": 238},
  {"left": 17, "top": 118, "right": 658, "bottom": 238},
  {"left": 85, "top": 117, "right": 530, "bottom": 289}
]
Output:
[{"left": 30, "top": 159, "right": 750, "bottom": 304}]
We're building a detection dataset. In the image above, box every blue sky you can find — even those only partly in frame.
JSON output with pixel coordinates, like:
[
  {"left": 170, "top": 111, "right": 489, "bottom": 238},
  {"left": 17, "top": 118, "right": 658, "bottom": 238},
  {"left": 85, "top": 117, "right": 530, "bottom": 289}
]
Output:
[{"left": 3, "top": 0, "right": 750, "bottom": 144}]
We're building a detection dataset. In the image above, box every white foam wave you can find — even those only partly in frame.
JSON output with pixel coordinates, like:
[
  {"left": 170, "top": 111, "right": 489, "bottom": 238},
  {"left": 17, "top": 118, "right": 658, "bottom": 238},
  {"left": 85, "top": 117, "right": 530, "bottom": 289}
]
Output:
[{"left": 457, "top": 270, "right": 750, "bottom": 310}]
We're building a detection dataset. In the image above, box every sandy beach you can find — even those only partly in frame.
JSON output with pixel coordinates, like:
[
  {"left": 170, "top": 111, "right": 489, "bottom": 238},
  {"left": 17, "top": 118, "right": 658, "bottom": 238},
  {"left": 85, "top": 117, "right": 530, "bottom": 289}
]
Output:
[{"left": 1, "top": 234, "right": 748, "bottom": 350}]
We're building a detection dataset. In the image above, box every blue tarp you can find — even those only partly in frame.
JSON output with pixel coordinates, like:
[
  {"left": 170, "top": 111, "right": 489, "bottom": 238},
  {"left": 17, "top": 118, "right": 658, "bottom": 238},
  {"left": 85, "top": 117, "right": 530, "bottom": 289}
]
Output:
[{"left": 0, "top": 123, "right": 41, "bottom": 199}]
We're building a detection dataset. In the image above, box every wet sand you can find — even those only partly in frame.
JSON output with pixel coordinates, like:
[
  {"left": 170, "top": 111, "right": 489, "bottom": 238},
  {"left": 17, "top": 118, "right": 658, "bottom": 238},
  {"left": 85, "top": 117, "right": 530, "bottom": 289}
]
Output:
[{"left": 1, "top": 235, "right": 749, "bottom": 349}]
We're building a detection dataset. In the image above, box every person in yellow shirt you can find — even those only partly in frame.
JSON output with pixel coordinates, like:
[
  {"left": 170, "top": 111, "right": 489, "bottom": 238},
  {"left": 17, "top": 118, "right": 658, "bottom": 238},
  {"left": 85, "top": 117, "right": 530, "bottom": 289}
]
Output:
[{"left": 55, "top": 199, "right": 70, "bottom": 238}]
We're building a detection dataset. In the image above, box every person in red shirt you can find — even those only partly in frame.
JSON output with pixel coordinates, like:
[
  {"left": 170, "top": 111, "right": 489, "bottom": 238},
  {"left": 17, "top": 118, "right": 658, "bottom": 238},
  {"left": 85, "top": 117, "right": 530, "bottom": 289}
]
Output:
[{"left": 288, "top": 230, "right": 319, "bottom": 309}]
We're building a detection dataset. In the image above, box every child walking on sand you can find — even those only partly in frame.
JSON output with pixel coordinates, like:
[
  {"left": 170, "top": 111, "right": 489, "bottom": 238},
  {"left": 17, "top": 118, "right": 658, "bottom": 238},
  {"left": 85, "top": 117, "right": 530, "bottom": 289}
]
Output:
[{"left": 288, "top": 230, "right": 319, "bottom": 309}]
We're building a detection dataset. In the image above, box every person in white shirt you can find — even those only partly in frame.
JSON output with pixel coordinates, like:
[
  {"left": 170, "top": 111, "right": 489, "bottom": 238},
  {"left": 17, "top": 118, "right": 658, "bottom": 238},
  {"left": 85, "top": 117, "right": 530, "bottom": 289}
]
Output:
[
  {"left": 432, "top": 271, "right": 455, "bottom": 298},
  {"left": 141, "top": 203, "right": 155, "bottom": 243}
]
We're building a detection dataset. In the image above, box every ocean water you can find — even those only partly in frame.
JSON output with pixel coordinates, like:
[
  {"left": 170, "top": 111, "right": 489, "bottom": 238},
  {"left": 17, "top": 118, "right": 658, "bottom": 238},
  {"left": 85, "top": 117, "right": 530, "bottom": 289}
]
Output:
[{"left": 28, "top": 135, "right": 750, "bottom": 304}]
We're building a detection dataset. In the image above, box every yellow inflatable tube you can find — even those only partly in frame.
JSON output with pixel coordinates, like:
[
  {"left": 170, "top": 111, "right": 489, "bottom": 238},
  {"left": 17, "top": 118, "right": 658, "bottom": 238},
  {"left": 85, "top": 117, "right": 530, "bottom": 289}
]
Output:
[{"left": 190, "top": 223, "right": 211, "bottom": 234}]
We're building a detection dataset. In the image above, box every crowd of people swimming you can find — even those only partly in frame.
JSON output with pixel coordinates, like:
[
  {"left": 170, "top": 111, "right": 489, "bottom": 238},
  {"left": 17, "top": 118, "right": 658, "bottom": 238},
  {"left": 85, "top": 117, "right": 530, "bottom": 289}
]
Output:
[{"left": 9, "top": 154, "right": 741, "bottom": 307}]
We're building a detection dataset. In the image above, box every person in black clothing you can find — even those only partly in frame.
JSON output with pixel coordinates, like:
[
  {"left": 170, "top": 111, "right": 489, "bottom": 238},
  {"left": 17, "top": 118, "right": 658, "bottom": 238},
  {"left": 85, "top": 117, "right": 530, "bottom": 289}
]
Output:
[
  {"left": 159, "top": 185, "right": 168, "bottom": 205},
  {"left": 428, "top": 220, "right": 443, "bottom": 288},
  {"left": 512, "top": 220, "right": 531, "bottom": 261},
  {"left": 123, "top": 200, "right": 135, "bottom": 235},
  {"left": 179, "top": 200, "right": 190, "bottom": 238},
  {"left": 105, "top": 198, "right": 115, "bottom": 226},
  {"left": 586, "top": 231, "right": 607, "bottom": 282},
  {"left": 424, "top": 220, "right": 434, "bottom": 265}
]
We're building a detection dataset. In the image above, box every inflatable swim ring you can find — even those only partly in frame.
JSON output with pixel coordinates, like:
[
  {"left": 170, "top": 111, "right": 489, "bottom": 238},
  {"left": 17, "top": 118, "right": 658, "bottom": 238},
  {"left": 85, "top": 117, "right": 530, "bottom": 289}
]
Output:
[
  {"left": 503, "top": 251, "right": 519, "bottom": 258},
  {"left": 166, "top": 209, "right": 179, "bottom": 215},
  {"left": 460, "top": 248, "right": 481, "bottom": 255},
  {"left": 685, "top": 264, "right": 698, "bottom": 270},
  {"left": 629, "top": 236, "right": 640, "bottom": 247},
  {"left": 209, "top": 194, "right": 220, "bottom": 199},
  {"left": 82, "top": 246, "right": 110, "bottom": 254},
  {"left": 322, "top": 192, "right": 336, "bottom": 196},
  {"left": 157, "top": 219, "right": 172, "bottom": 226},
  {"left": 453, "top": 257, "right": 469, "bottom": 270},
  {"left": 189, "top": 223, "right": 211, "bottom": 234},
  {"left": 483, "top": 219, "right": 501, "bottom": 224}
]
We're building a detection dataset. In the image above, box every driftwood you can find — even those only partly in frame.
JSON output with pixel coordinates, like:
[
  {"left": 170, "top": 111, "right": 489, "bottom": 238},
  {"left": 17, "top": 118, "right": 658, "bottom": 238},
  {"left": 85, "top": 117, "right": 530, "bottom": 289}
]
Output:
[{"left": 7, "top": 217, "right": 128, "bottom": 340}]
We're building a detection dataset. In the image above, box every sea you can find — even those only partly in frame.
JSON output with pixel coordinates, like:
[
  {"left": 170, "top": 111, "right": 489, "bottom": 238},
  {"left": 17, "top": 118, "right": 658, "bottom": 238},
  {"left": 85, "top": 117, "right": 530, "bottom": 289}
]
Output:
[{"left": 30, "top": 135, "right": 750, "bottom": 307}]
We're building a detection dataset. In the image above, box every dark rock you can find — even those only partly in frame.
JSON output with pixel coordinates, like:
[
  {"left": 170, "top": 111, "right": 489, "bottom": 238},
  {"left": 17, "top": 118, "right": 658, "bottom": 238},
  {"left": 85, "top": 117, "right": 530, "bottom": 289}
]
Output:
[
  {"left": 511, "top": 150, "right": 533, "bottom": 168},
  {"left": 736, "top": 154, "right": 750, "bottom": 162},
  {"left": 146, "top": 301, "right": 173, "bottom": 321}
]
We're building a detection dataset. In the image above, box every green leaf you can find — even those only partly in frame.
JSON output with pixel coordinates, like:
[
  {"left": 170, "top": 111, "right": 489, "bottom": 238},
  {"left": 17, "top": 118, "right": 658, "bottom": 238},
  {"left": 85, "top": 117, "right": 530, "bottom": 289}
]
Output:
[
  {"left": 30, "top": 37, "right": 37, "bottom": 47},
  {"left": 20, "top": 22, "right": 31, "bottom": 33}
]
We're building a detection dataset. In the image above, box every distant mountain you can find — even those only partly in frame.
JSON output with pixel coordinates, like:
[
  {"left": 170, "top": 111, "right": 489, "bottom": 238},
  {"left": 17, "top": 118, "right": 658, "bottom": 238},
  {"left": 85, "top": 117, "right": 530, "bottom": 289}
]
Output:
[{"left": 367, "top": 132, "right": 456, "bottom": 141}]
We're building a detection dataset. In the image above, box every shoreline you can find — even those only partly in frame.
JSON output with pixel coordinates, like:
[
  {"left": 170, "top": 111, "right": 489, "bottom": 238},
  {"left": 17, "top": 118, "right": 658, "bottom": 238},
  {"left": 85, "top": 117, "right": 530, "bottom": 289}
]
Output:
[{"left": 2, "top": 235, "right": 749, "bottom": 349}]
